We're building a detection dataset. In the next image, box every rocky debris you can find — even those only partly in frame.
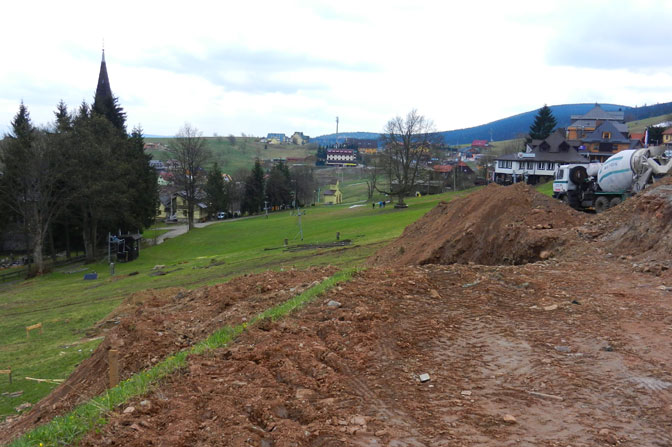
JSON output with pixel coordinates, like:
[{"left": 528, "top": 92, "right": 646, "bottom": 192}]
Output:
[
  {"left": 326, "top": 300, "right": 342, "bottom": 308},
  {"left": 502, "top": 414, "right": 517, "bottom": 424},
  {"left": 14, "top": 403, "right": 31, "bottom": 413}
]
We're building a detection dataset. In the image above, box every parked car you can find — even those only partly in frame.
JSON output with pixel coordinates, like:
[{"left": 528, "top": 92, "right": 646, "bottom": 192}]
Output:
[{"left": 217, "top": 211, "right": 226, "bottom": 220}]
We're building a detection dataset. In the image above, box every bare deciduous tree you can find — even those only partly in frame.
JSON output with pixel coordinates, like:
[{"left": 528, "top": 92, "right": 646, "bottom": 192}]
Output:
[
  {"left": 379, "top": 109, "right": 437, "bottom": 207},
  {"left": 167, "top": 124, "right": 211, "bottom": 230},
  {"left": 363, "top": 154, "right": 382, "bottom": 201}
]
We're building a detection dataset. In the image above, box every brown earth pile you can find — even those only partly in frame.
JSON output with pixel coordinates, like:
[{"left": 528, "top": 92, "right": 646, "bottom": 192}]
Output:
[
  {"left": 0, "top": 266, "right": 336, "bottom": 445},
  {"left": 370, "top": 183, "right": 586, "bottom": 266},
  {"left": 581, "top": 177, "right": 672, "bottom": 273}
]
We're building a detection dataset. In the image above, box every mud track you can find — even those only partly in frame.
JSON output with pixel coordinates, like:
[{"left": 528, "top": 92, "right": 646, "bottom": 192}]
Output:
[{"left": 80, "top": 259, "right": 672, "bottom": 446}]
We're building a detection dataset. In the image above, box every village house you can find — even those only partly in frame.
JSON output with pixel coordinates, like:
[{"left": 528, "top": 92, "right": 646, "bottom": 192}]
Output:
[
  {"left": 564, "top": 104, "right": 641, "bottom": 162},
  {"left": 494, "top": 131, "right": 586, "bottom": 185},
  {"left": 266, "top": 133, "right": 287, "bottom": 144},
  {"left": 326, "top": 149, "right": 357, "bottom": 166},
  {"left": 663, "top": 128, "right": 672, "bottom": 147},
  {"left": 322, "top": 182, "right": 343, "bottom": 205},
  {"left": 291, "top": 132, "right": 310, "bottom": 145},
  {"left": 156, "top": 191, "right": 208, "bottom": 222}
]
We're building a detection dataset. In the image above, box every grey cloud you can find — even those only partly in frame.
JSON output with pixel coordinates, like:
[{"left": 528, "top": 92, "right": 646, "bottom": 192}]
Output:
[
  {"left": 136, "top": 47, "right": 378, "bottom": 94},
  {"left": 546, "top": 9, "right": 672, "bottom": 70}
]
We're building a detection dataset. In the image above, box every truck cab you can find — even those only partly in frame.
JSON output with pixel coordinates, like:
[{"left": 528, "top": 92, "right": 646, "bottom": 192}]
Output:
[{"left": 553, "top": 164, "right": 590, "bottom": 205}]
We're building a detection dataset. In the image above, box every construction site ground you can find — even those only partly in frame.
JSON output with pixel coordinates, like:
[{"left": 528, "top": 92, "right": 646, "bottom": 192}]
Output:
[{"left": 4, "top": 182, "right": 672, "bottom": 446}]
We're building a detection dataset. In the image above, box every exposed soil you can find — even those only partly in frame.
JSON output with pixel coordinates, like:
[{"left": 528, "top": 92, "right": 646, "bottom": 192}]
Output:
[
  {"left": 5, "top": 181, "right": 672, "bottom": 446},
  {"left": 79, "top": 262, "right": 672, "bottom": 446},
  {"left": 369, "top": 183, "right": 586, "bottom": 267},
  {"left": 0, "top": 266, "right": 337, "bottom": 444}
]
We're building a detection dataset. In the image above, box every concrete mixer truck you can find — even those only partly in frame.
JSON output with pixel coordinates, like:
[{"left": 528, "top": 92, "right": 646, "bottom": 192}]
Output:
[{"left": 552, "top": 146, "right": 672, "bottom": 212}]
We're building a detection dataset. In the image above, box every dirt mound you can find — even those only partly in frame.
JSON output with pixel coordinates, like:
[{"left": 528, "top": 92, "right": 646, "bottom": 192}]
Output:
[
  {"left": 370, "top": 183, "right": 585, "bottom": 266},
  {"left": 578, "top": 177, "right": 672, "bottom": 275},
  {"left": 0, "top": 266, "right": 337, "bottom": 445}
]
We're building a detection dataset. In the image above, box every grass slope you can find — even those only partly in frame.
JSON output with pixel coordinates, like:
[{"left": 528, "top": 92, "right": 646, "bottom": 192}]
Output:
[
  {"left": 146, "top": 137, "right": 314, "bottom": 173},
  {"left": 0, "top": 190, "right": 469, "bottom": 420}
]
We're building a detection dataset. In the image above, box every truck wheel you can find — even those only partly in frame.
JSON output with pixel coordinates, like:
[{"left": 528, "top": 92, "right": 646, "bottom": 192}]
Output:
[
  {"left": 570, "top": 166, "right": 587, "bottom": 184},
  {"left": 561, "top": 195, "right": 570, "bottom": 205},
  {"left": 595, "top": 196, "right": 609, "bottom": 213},
  {"left": 609, "top": 197, "right": 622, "bottom": 208}
]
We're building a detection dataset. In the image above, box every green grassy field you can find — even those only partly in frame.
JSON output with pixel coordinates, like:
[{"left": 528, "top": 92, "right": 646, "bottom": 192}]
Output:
[
  {"left": 146, "top": 137, "right": 315, "bottom": 173},
  {"left": 627, "top": 113, "right": 672, "bottom": 133},
  {"left": 0, "top": 190, "right": 470, "bottom": 421}
]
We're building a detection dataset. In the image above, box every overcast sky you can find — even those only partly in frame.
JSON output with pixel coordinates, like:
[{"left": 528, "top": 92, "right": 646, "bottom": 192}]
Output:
[{"left": 2, "top": 0, "right": 672, "bottom": 138}]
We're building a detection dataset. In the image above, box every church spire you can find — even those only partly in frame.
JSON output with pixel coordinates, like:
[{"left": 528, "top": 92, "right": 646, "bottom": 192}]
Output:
[
  {"left": 92, "top": 48, "right": 127, "bottom": 132},
  {"left": 95, "top": 48, "right": 112, "bottom": 105}
]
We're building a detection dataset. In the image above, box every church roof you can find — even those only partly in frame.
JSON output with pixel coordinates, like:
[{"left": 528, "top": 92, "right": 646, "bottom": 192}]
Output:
[{"left": 95, "top": 49, "right": 113, "bottom": 104}]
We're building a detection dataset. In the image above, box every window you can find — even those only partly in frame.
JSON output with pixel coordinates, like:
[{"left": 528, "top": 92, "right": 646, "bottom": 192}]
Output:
[
  {"left": 548, "top": 162, "right": 554, "bottom": 171},
  {"left": 498, "top": 160, "right": 512, "bottom": 169},
  {"left": 602, "top": 132, "right": 611, "bottom": 140}
]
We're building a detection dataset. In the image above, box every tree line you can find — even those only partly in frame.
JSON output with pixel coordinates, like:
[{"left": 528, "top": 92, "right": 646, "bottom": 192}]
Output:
[{"left": 0, "top": 99, "right": 157, "bottom": 274}]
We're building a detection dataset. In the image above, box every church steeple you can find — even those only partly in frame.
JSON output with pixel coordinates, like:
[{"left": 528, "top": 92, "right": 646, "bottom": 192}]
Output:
[
  {"left": 95, "top": 49, "right": 112, "bottom": 106},
  {"left": 92, "top": 48, "right": 127, "bottom": 132}
]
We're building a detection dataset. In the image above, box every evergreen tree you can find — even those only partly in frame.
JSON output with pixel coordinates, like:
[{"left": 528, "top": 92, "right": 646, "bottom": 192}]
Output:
[
  {"left": 242, "top": 159, "right": 265, "bottom": 214},
  {"left": 10, "top": 101, "right": 35, "bottom": 143},
  {"left": 204, "top": 162, "right": 228, "bottom": 215},
  {"left": 0, "top": 103, "right": 69, "bottom": 274},
  {"left": 54, "top": 100, "right": 72, "bottom": 133},
  {"left": 528, "top": 105, "right": 557, "bottom": 140},
  {"left": 265, "top": 161, "right": 292, "bottom": 209},
  {"left": 122, "top": 126, "right": 158, "bottom": 230}
]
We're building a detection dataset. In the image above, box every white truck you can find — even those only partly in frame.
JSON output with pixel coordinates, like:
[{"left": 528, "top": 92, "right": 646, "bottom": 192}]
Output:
[{"left": 553, "top": 146, "right": 672, "bottom": 212}]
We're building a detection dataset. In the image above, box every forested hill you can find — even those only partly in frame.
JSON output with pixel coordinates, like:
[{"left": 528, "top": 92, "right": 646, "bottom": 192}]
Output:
[{"left": 312, "top": 101, "right": 672, "bottom": 145}]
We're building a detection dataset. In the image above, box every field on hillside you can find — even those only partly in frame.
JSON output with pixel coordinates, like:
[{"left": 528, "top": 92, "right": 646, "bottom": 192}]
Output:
[
  {"left": 0, "top": 190, "right": 470, "bottom": 424},
  {"left": 627, "top": 113, "right": 672, "bottom": 133},
  {"left": 146, "top": 137, "right": 315, "bottom": 173}
]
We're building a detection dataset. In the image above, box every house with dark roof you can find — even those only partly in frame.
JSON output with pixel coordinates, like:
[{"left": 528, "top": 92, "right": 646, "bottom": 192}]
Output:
[
  {"left": 566, "top": 104, "right": 625, "bottom": 140},
  {"left": 267, "top": 133, "right": 287, "bottom": 144},
  {"left": 494, "top": 131, "right": 587, "bottom": 185},
  {"left": 581, "top": 120, "right": 637, "bottom": 162}
]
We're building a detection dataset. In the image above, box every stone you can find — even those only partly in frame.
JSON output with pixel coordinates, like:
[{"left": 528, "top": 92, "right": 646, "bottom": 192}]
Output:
[
  {"left": 460, "top": 390, "right": 472, "bottom": 396},
  {"left": 544, "top": 304, "right": 558, "bottom": 311},
  {"left": 350, "top": 415, "right": 367, "bottom": 425},
  {"left": 502, "top": 414, "right": 517, "bottom": 424},
  {"left": 429, "top": 289, "right": 441, "bottom": 299},
  {"left": 139, "top": 400, "right": 152, "bottom": 412},
  {"left": 123, "top": 406, "right": 135, "bottom": 414},
  {"left": 327, "top": 300, "right": 342, "bottom": 308},
  {"left": 14, "top": 402, "right": 32, "bottom": 412},
  {"left": 539, "top": 250, "right": 552, "bottom": 260},
  {"left": 419, "top": 373, "right": 430, "bottom": 383}
]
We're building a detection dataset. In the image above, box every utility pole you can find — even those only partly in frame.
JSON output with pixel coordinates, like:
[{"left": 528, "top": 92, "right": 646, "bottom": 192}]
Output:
[
  {"left": 264, "top": 200, "right": 269, "bottom": 218},
  {"left": 297, "top": 207, "right": 304, "bottom": 241},
  {"left": 335, "top": 116, "right": 339, "bottom": 147}
]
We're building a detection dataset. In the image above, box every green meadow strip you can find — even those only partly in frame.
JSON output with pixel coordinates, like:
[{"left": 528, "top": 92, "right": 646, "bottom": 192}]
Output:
[{"left": 10, "top": 268, "right": 358, "bottom": 447}]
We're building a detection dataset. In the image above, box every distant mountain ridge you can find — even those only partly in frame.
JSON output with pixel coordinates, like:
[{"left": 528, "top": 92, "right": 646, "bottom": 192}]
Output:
[{"left": 312, "top": 101, "right": 672, "bottom": 145}]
